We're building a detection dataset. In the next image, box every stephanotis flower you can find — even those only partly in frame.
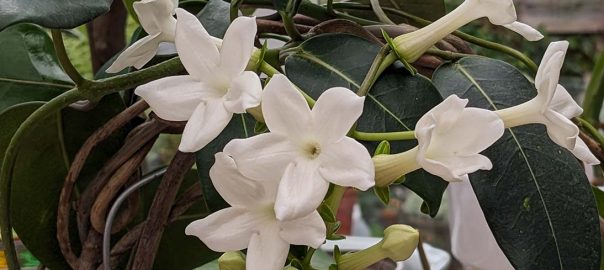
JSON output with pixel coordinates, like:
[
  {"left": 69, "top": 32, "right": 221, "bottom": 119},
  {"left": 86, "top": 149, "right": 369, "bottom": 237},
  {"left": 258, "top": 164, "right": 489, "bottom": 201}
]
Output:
[
  {"left": 224, "top": 74, "right": 375, "bottom": 220},
  {"left": 373, "top": 95, "right": 505, "bottom": 186},
  {"left": 495, "top": 41, "right": 599, "bottom": 165},
  {"left": 185, "top": 153, "right": 326, "bottom": 270},
  {"left": 135, "top": 9, "right": 262, "bottom": 152},
  {"left": 107, "top": 0, "right": 178, "bottom": 72},
  {"left": 392, "top": 0, "right": 543, "bottom": 63}
]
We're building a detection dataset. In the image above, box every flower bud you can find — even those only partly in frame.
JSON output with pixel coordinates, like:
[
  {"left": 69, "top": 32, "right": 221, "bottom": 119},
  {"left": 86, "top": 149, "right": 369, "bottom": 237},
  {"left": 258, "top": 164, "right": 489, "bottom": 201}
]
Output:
[
  {"left": 218, "top": 251, "right": 246, "bottom": 270},
  {"left": 337, "top": 224, "right": 419, "bottom": 270}
]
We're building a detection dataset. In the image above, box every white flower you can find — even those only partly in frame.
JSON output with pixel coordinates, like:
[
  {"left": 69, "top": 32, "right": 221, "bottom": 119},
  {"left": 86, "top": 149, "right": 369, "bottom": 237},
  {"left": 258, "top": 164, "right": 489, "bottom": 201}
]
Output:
[
  {"left": 107, "top": 0, "right": 179, "bottom": 72},
  {"left": 373, "top": 95, "right": 504, "bottom": 186},
  {"left": 224, "top": 74, "right": 375, "bottom": 220},
  {"left": 134, "top": 9, "right": 262, "bottom": 152},
  {"left": 495, "top": 41, "right": 599, "bottom": 165},
  {"left": 392, "top": 0, "right": 543, "bottom": 63},
  {"left": 185, "top": 153, "right": 326, "bottom": 270}
]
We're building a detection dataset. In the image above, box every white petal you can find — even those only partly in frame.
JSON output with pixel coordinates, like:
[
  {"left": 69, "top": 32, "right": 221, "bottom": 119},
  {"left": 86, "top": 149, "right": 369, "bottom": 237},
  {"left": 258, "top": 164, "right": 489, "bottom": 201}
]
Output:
[
  {"left": 279, "top": 211, "right": 326, "bottom": 248},
  {"left": 550, "top": 85, "right": 582, "bottom": 119},
  {"left": 535, "top": 41, "right": 568, "bottom": 94},
  {"left": 219, "top": 16, "right": 257, "bottom": 78},
  {"left": 134, "top": 75, "right": 218, "bottom": 121},
  {"left": 502, "top": 22, "right": 544, "bottom": 41},
  {"left": 246, "top": 225, "right": 290, "bottom": 270},
  {"left": 312, "top": 87, "right": 365, "bottom": 143},
  {"left": 543, "top": 111, "right": 578, "bottom": 150},
  {"left": 134, "top": 0, "right": 177, "bottom": 35},
  {"left": 274, "top": 159, "right": 329, "bottom": 221},
  {"left": 185, "top": 207, "right": 263, "bottom": 251},
  {"left": 106, "top": 34, "right": 161, "bottom": 73},
  {"left": 175, "top": 8, "right": 220, "bottom": 80},
  {"left": 210, "top": 153, "right": 270, "bottom": 207},
  {"left": 420, "top": 154, "right": 493, "bottom": 182},
  {"left": 469, "top": 0, "right": 517, "bottom": 25},
  {"left": 224, "top": 71, "right": 262, "bottom": 113},
  {"left": 572, "top": 138, "right": 600, "bottom": 165},
  {"left": 224, "top": 133, "right": 298, "bottom": 183},
  {"left": 262, "top": 74, "right": 312, "bottom": 139},
  {"left": 318, "top": 137, "right": 374, "bottom": 190},
  {"left": 179, "top": 99, "right": 233, "bottom": 152},
  {"left": 417, "top": 95, "right": 467, "bottom": 135}
]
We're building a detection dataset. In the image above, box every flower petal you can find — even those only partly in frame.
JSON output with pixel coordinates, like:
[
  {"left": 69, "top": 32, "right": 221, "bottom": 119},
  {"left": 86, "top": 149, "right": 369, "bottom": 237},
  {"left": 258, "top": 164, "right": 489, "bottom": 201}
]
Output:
[
  {"left": 179, "top": 99, "right": 233, "bottom": 152},
  {"left": 175, "top": 8, "right": 220, "bottom": 79},
  {"left": 219, "top": 16, "right": 257, "bottom": 78},
  {"left": 417, "top": 95, "right": 467, "bottom": 135},
  {"left": 420, "top": 154, "right": 492, "bottom": 182},
  {"left": 185, "top": 207, "right": 263, "bottom": 251},
  {"left": 318, "top": 137, "right": 374, "bottom": 190},
  {"left": 312, "top": 87, "right": 365, "bottom": 143},
  {"left": 224, "top": 133, "right": 297, "bottom": 183},
  {"left": 135, "top": 75, "right": 222, "bottom": 121},
  {"left": 550, "top": 85, "right": 582, "bottom": 119},
  {"left": 274, "top": 159, "right": 329, "bottom": 221},
  {"left": 262, "top": 74, "right": 312, "bottom": 139},
  {"left": 106, "top": 33, "right": 162, "bottom": 73},
  {"left": 279, "top": 211, "right": 326, "bottom": 248},
  {"left": 535, "top": 41, "right": 568, "bottom": 95},
  {"left": 572, "top": 138, "right": 600, "bottom": 165},
  {"left": 223, "top": 71, "right": 262, "bottom": 113},
  {"left": 134, "top": 0, "right": 177, "bottom": 35},
  {"left": 210, "top": 152, "right": 270, "bottom": 207},
  {"left": 543, "top": 110, "right": 578, "bottom": 150},
  {"left": 502, "top": 22, "right": 544, "bottom": 41},
  {"left": 470, "top": 0, "right": 517, "bottom": 25},
  {"left": 246, "top": 225, "right": 290, "bottom": 270}
]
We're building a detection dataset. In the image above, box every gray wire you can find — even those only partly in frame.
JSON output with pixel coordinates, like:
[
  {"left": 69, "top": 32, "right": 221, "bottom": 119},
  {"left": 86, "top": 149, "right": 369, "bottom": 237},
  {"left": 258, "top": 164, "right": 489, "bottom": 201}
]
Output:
[{"left": 103, "top": 168, "right": 167, "bottom": 270}]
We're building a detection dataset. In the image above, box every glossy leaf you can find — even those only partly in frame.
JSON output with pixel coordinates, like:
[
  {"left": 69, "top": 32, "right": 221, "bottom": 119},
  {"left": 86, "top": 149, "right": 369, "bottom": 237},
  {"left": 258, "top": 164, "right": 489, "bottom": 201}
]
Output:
[
  {"left": 0, "top": 0, "right": 112, "bottom": 30},
  {"left": 4, "top": 95, "right": 125, "bottom": 270},
  {"left": 197, "top": 0, "right": 231, "bottom": 38},
  {"left": 284, "top": 33, "right": 446, "bottom": 217},
  {"left": 0, "top": 24, "right": 73, "bottom": 112},
  {"left": 433, "top": 56, "right": 601, "bottom": 269}
]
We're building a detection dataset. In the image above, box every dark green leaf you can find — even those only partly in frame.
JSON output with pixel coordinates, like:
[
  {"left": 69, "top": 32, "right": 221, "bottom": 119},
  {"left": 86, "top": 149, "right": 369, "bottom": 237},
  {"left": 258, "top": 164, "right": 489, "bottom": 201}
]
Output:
[
  {"left": 4, "top": 95, "right": 125, "bottom": 270},
  {"left": 318, "top": 202, "right": 337, "bottom": 223},
  {"left": 0, "top": 24, "right": 73, "bottom": 112},
  {"left": 197, "top": 0, "right": 231, "bottom": 38},
  {"left": 195, "top": 114, "right": 257, "bottom": 212},
  {"left": 284, "top": 33, "right": 446, "bottom": 217},
  {"left": 432, "top": 56, "right": 600, "bottom": 269},
  {"left": 0, "top": 0, "right": 112, "bottom": 30},
  {"left": 593, "top": 187, "right": 604, "bottom": 217}
]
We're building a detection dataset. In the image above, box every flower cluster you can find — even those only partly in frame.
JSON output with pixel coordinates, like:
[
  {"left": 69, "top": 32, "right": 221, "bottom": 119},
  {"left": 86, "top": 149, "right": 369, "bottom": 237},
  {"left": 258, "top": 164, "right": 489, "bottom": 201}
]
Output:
[{"left": 108, "top": 0, "right": 598, "bottom": 269}]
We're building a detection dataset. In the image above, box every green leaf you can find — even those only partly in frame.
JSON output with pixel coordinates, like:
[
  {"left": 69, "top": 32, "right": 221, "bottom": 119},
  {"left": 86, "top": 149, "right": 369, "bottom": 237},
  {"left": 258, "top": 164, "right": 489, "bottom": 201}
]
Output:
[
  {"left": 432, "top": 56, "right": 601, "bottom": 269},
  {"left": 0, "top": 24, "right": 74, "bottom": 112},
  {"left": 284, "top": 33, "right": 446, "bottom": 217},
  {"left": 0, "top": 0, "right": 112, "bottom": 31},
  {"left": 197, "top": 0, "right": 231, "bottom": 38},
  {"left": 593, "top": 187, "right": 604, "bottom": 217},
  {"left": 195, "top": 114, "right": 257, "bottom": 212},
  {"left": 4, "top": 95, "right": 125, "bottom": 270},
  {"left": 374, "top": 140, "right": 391, "bottom": 155},
  {"left": 318, "top": 202, "right": 337, "bottom": 223},
  {"left": 373, "top": 186, "right": 390, "bottom": 205}
]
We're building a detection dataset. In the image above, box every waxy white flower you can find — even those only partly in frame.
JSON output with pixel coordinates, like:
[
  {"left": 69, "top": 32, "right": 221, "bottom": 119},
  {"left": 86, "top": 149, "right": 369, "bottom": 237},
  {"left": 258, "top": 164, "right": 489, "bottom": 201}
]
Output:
[
  {"left": 107, "top": 0, "right": 179, "bottom": 73},
  {"left": 135, "top": 9, "right": 262, "bottom": 152},
  {"left": 185, "top": 153, "right": 326, "bottom": 270},
  {"left": 495, "top": 41, "right": 599, "bottom": 165},
  {"left": 224, "top": 74, "right": 375, "bottom": 220},
  {"left": 374, "top": 95, "right": 505, "bottom": 186},
  {"left": 392, "top": 0, "right": 543, "bottom": 63}
]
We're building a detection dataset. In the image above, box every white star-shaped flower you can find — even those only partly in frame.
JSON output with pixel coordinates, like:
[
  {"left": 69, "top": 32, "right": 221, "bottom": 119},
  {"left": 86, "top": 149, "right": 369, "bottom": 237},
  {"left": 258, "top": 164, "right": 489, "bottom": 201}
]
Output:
[
  {"left": 224, "top": 74, "right": 375, "bottom": 220},
  {"left": 496, "top": 41, "right": 599, "bottom": 165},
  {"left": 185, "top": 153, "right": 326, "bottom": 270},
  {"left": 374, "top": 95, "right": 505, "bottom": 185},
  {"left": 107, "top": 0, "right": 179, "bottom": 72},
  {"left": 134, "top": 9, "right": 262, "bottom": 152}
]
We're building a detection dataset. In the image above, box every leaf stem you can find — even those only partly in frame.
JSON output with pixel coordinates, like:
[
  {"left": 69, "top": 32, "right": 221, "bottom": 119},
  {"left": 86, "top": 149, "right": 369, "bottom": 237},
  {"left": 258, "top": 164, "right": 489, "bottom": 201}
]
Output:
[
  {"left": 279, "top": 11, "right": 304, "bottom": 41},
  {"left": 357, "top": 45, "right": 391, "bottom": 97},
  {"left": 426, "top": 48, "right": 471, "bottom": 60},
  {"left": 0, "top": 88, "right": 84, "bottom": 270},
  {"left": 578, "top": 118, "right": 604, "bottom": 149},
  {"left": 325, "top": 185, "right": 347, "bottom": 215},
  {"left": 582, "top": 51, "right": 604, "bottom": 124},
  {"left": 351, "top": 130, "right": 416, "bottom": 141},
  {"left": 51, "top": 29, "right": 87, "bottom": 86}
]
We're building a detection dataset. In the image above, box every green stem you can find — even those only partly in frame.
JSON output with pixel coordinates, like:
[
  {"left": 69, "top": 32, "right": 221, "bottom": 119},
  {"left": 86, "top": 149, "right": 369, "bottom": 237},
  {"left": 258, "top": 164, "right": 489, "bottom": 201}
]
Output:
[
  {"left": 302, "top": 248, "right": 316, "bottom": 267},
  {"left": 0, "top": 89, "right": 84, "bottom": 270},
  {"left": 230, "top": 0, "right": 243, "bottom": 22},
  {"left": 351, "top": 130, "right": 415, "bottom": 141},
  {"left": 279, "top": 11, "right": 304, "bottom": 41},
  {"left": 426, "top": 48, "right": 471, "bottom": 60},
  {"left": 330, "top": 2, "right": 538, "bottom": 73},
  {"left": 325, "top": 185, "right": 347, "bottom": 215},
  {"left": 357, "top": 45, "right": 391, "bottom": 97},
  {"left": 582, "top": 51, "right": 604, "bottom": 124},
  {"left": 51, "top": 30, "right": 86, "bottom": 86},
  {"left": 578, "top": 118, "right": 604, "bottom": 148}
]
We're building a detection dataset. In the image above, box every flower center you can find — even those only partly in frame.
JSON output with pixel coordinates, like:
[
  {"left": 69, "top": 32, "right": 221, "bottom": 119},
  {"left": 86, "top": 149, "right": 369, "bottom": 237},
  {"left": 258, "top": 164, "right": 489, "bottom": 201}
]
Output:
[{"left": 302, "top": 142, "right": 322, "bottom": 159}]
